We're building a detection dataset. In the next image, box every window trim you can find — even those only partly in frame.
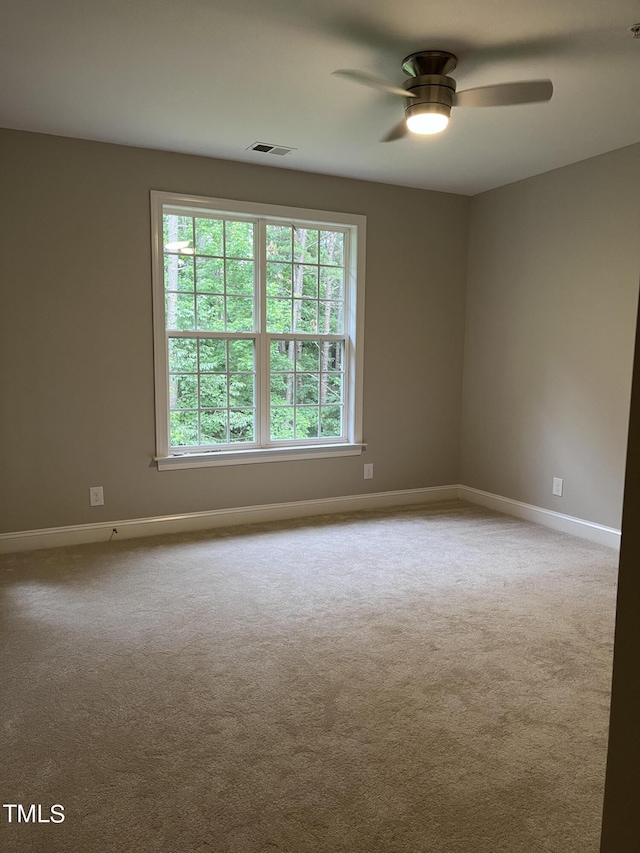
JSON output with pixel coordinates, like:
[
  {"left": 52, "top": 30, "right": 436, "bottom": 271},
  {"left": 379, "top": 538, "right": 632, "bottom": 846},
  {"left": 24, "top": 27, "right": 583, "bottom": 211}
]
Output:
[{"left": 150, "top": 191, "right": 366, "bottom": 468}]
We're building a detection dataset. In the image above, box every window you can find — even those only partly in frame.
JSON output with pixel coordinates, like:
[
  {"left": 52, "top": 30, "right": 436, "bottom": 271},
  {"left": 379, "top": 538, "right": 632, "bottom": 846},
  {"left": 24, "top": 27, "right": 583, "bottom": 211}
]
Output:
[{"left": 150, "top": 192, "right": 365, "bottom": 469}]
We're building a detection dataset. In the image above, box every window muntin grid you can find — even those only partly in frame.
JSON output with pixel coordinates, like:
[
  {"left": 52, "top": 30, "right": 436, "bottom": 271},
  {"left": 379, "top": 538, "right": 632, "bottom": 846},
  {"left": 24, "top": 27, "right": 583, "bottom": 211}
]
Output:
[
  {"left": 168, "top": 337, "right": 256, "bottom": 449},
  {"left": 164, "top": 215, "right": 255, "bottom": 335},
  {"left": 265, "top": 225, "right": 345, "bottom": 335},
  {"left": 159, "top": 203, "right": 354, "bottom": 454},
  {"left": 269, "top": 339, "right": 344, "bottom": 441}
]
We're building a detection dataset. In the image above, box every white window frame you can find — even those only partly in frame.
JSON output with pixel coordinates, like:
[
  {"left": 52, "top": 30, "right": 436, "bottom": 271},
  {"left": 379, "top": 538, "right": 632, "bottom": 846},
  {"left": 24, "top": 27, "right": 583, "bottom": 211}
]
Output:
[{"left": 150, "top": 191, "right": 366, "bottom": 470}]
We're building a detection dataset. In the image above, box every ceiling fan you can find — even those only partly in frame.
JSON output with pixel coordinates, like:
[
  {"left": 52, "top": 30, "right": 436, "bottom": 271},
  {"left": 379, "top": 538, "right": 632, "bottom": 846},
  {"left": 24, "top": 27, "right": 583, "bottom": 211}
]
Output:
[{"left": 334, "top": 50, "right": 553, "bottom": 141}]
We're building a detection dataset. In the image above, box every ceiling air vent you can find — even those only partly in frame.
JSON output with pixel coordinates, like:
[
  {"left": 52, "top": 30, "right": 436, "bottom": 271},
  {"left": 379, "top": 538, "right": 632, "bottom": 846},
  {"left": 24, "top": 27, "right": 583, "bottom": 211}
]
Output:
[{"left": 247, "top": 142, "right": 296, "bottom": 156}]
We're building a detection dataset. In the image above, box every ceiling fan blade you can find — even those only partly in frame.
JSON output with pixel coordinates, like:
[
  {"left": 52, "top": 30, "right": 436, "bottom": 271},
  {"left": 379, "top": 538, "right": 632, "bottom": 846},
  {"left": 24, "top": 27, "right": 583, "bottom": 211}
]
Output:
[
  {"left": 454, "top": 79, "right": 553, "bottom": 107},
  {"left": 381, "top": 120, "right": 408, "bottom": 143},
  {"left": 333, "top": 69, "right": 416, "bottom": 98}
]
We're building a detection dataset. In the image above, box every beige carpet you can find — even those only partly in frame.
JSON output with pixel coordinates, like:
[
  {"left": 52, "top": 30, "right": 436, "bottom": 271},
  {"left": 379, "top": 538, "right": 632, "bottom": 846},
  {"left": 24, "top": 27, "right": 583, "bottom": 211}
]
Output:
[{"left": 0, "top": 500, "right": 618, "bottom": 852}]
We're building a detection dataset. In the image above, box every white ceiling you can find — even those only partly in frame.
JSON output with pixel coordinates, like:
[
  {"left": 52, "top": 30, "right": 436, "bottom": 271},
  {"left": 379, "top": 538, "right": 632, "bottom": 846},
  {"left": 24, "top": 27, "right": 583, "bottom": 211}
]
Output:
[{"left": 1, "top": 0, "right": 639, "bottom": 195}]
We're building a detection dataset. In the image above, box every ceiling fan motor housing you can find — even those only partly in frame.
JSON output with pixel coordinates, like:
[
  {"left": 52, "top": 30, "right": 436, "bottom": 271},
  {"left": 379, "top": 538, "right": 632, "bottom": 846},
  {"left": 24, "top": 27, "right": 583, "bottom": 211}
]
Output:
[
  {"left": 401, "top": 51, "right": 458, "bottom": 123},
  {"left": 403, "top": 73, "right": 457, "bottom": 122}
]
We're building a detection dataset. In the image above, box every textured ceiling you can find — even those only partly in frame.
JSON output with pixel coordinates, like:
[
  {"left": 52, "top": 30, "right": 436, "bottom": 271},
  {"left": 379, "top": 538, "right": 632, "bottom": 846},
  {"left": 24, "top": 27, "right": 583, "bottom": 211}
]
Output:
[{"left": 1, "top": 0, "right": 639, "bottom": 194}]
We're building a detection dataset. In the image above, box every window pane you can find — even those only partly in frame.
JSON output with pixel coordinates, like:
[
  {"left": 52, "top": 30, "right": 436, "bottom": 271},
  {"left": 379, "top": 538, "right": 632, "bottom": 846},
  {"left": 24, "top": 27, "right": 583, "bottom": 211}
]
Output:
[
  {"left": 271, "top": 407, "right": 294, "bottom": 440},
  {"left": 294, "top": 299, "right": 318, "bottom": 333},
  {"left": 266, "top": 262, "right": 292, "bottom": 298},
  {"left": 170, "top": 375, "right": 198, "bottom": 409},
  {"left": 165, "top": 293, "right": 195, "bottom": 330},
  {"left": 319, "top": 300, "right": 343, "bottom": 334},
  {"left": 196, "top": 258, "right": 224, "bottom": 293},
  {"left": 294, "top": 228, "right": 318, "bottom": 263},
  {"left": 321, "top": 406, "right": 342, "bottom": 437},
  {"left": 270, "top": 339, "right": 293, "bottom": 371},
  {"left": 164, "top": 255, "right": 194, "bottom": 292},
  {"left": 319, "top": 230, "right": 344, "bottom": 266},
  {"left": 170, "top": 410, "right": 198, "bottom": 446},
  {"left": 200, "top": 374, "right": 227, "bottom": 408},
  {"left": 229, "top": 410, "right": 255, "bottom": 443},
  {"left": 319, "top": 267, "right": 343, "bottom": 300},
  {"left": 323, "top": 341, "right": 344, "bottom": 372},
  {"left": 322, "top": 371, "right": 342, "bottom": 404},
  {"left": 199, "top": 339, "right": 226, "bottom": 373},
  {"left": 196, "top": 295, "right": 224, "bottom": 331},
  {"left": 267, "top": 299, "right": 292, "bottom": 333},
  {"left": 297, "top": 340, "right": 320, "bottom": 372},
  {"left": 296, "top": 373, "right": 319, "bottom": 405},
  {"left": 226, "top": 296, "right": 253, "bottom": 332},
  {"left": 164, "top": 214, "right": 193, "bottom": 250},
  {"left": 266, "top": 225, "right": 292, "bottom": 261},
  {"left": 298, "top": 265, "right": 318, "bottom": 298},
  {"left": 228, "top": 340, "right": 254, "bottom": 372},
  {"left": 200, "top": 410, "right": 227, "bottom": 444},
  {"left": 195, "top": 217, "right": 223, "bottom": 256},
  {"left": 270, "top": 373, "right": 291, "bottom": 406},
  {"left": 296, "top": 407, "right": 319, "bottom": 439},
  {"left": 226, "top": 259, "right": 254, "bottom": 296},
  {"left": 225, "top": 221, "right": 254, "bottom": 259},
  {"left": 229, "top": 374, "right": 254, "bottom": 407},
  {"left": 169, "top": 338, "right": 197, "bottom": 373}
]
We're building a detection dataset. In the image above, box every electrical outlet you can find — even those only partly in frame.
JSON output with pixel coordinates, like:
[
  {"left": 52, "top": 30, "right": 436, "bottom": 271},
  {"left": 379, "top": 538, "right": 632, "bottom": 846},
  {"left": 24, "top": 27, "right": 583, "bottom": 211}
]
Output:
[
  {"left": 552, "top": 477, "right": 563, "bottom": 497},
  {"left": 89, "top": 486, "right": 104, "bottom": 507},
  {"left": 364, "top": 463, "right": 374, "bottom": 480}
]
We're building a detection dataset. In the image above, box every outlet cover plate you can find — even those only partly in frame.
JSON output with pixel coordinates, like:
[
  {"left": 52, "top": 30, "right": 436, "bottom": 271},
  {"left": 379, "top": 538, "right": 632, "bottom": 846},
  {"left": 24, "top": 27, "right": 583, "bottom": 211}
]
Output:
[
  {"left": 552, "top": 477, "right": 563, "bottom": 497},
  {"left": 89, "top": 486, "right": 104, "bottom": 506}
]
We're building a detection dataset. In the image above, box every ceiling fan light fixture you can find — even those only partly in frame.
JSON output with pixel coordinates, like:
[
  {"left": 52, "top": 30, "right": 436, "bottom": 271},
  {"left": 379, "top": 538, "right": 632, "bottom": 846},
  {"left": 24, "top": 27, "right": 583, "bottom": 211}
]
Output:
[{"left": 406, "top": 103, "right": 450, "bottom": 135}]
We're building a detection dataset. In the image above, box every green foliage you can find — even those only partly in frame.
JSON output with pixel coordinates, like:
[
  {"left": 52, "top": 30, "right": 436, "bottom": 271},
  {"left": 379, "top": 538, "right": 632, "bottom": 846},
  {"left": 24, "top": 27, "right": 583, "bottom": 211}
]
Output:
[
  {"left": 270, "top": 407, "right": 294, "bottom": 439},
  {"left": 228, "top": 340, "right": 253, "bottom": 371},
  {"left": 170, "top": 410, "right": 198, "bottom": 446},
  {"left": 225, "top": 297, "right": 253, "bottom": 332},
  {"left": 169, "top": 338, "right": 197, "bottom": 372},
  {"left": 296, "top": 373, "right": 318, "bottom": 404},
  {"left": 320, "top": 267, "right": 343, "bottom": 300},
  {"left": 229, "top": 409, "right": 254, "bottom": 442},
  {"left": 225, "top": 221, "right": 253, "bottom": 259},
  {"left": 166, "top": 293, "right": 195, "bottom": 330},
  {"left": 267, "top": 298, "right": 293, "bottom": 333},
  {"left": 266, "top": 225, "right": 292, "bottom": 261},
  {"left": 321, "top": 406, "right": 342, "bottom": 436},
  {"left": 195, "top": 258, "right": 224, "bottom": 292},
  {"left": 226, "top": 260, "right": 253, "bottom": 295},
  {"left": 266, "top": 263, "right": 292, "bottom": 298},
  {"left": 195, "top": 217, "right": 223, "bottom": 255},
  {"left": 320, "top": 231, "right": 344, "bottom": 265},
  {"left": 270, "top": 340, "right": 292, "bottom": 371},
  {"left": 196, "top": 295, "right": 224, "bottom": 331},
  {"left": 199, "top": 339, "right": 226, "bottom": 372},
  {"left": 200, "top": 374, "right": 227, "bottom": 407},
  {"left": 164, "top": 254, "right": 193, "bottom": 291},
  {"left": 164, "top": 215, "right": 192, "bottom": 246},
  {"left": 201, "top": 410, "right": 227, "bottom": 443}
]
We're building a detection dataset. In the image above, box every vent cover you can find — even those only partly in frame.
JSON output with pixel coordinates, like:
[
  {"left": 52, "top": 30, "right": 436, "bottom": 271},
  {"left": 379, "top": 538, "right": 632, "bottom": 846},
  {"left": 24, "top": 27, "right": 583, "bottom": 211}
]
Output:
[{"left": 247, "top": 142, "right": 296, "bottom": 156}]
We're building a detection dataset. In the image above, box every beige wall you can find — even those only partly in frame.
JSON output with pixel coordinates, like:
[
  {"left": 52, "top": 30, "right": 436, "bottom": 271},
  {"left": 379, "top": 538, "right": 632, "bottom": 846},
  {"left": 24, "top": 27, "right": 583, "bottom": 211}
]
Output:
[
  {"left": 461, "top": 144, "right": 640, "bottom": 529},
  {"left": 0, "top": 129, "right": 470, "bottom": 534},
  {"left": 2, "top": 130, "right": 638, "bottom": 536}
]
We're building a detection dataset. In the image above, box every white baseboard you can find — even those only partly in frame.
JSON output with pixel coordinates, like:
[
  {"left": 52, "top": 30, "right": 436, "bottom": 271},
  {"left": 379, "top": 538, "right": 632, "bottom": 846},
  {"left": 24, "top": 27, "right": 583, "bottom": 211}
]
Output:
[
  {"left": 0, "top": 486, "right": 458, "bottom": 553},
  {"left": 0, "top": 484, "right": 622, "bottom": 554},
  {"left": 458, "top": 486, "right": 621, "bottom": 550}
]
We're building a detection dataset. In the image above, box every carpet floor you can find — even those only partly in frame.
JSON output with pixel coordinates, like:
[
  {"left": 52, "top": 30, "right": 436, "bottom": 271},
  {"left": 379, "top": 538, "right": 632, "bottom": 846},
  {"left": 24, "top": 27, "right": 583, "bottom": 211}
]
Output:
[{"left": 0, "top": 500, "right": 618, "bottom": 852}]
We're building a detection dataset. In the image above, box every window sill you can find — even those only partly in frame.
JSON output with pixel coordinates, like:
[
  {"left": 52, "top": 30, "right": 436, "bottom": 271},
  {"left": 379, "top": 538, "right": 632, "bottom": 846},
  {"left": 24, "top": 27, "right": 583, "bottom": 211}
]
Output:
[{"left": 155, "top": 443, "right": 365, "bottom": 470}]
